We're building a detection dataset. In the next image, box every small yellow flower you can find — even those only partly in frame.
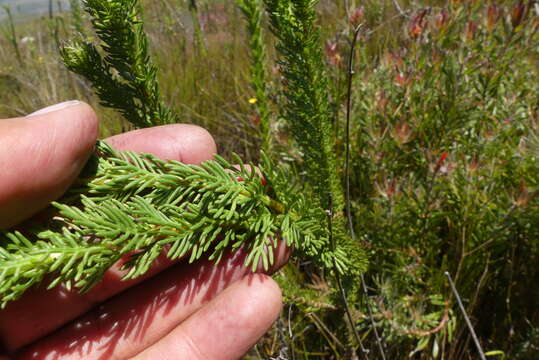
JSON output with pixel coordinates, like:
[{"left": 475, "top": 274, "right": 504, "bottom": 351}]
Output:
[{"left": 248, "top": 98, "right": 257, "bottom": 104}]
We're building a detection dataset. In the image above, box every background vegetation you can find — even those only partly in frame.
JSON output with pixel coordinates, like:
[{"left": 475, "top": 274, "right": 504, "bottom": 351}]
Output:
[{"left": 1, "top": 0, "right": 538, "bottom": 358}]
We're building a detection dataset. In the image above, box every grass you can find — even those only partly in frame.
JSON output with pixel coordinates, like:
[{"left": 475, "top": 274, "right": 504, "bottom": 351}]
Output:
[{"left": 1, "top": 0, "right": 539, "bottom": 359}]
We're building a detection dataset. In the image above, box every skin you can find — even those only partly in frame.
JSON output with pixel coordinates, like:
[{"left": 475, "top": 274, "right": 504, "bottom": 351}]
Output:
[{"left": 0, "top": 101, "right": 288, "bottom": 359}]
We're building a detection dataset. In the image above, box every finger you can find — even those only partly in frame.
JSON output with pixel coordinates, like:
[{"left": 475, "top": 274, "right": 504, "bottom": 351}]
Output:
[
  {"left": 0, "top": 101, "right": 98, "bottom": 229},
  {"left": 16, "top": 252, "right": 283, "bottom": 359},
  {"left": 0, "top": 124, "right": 217, "bottom": 350},
  {"left": 133, "top": 274, "right": 282, "bottom": 360},
  {"left": 105, "top": 124, "right": 217, "bottom": 163}
]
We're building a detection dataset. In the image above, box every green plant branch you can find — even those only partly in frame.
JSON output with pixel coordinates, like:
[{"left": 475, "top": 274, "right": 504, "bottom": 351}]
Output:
[
  {"left": 261, "top": 0, "right": 367, "bottom": 279},
  {"left": 61, "top": 0, "right": 177, "bottom": 127},
  {"left": 263, "top": 0, "right": 342, "bottom": 211},
  {"left": 0, "top": 142, "right": 359, "bottom": 308},
  {"left": 237, "top": 0, "right": 272, "bottom": 153}
]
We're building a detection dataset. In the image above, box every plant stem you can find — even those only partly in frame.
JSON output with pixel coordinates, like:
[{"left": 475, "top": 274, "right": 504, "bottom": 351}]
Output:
[
  {"left": 2, "top": 6, "right": 24, "bottom": 67},
  {"left": 328, "top": 195, "right": 368, "bottom": 358},
  {"left": 445, "top": 271, "right": 487, "bottom": 360},
  {"left": 344, "top": 23, "right": 387, "bottom": 360},
  {"left": 360, "top": 274, "right": 386, "bottom": 360},
  {"left": 345, "top": 24, "right": 362, "bottom": 240}
]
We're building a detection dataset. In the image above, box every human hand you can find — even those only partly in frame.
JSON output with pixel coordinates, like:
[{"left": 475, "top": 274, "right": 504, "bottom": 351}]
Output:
[{"left": 0, "top": 101, "right": 288, "bottom": 359}]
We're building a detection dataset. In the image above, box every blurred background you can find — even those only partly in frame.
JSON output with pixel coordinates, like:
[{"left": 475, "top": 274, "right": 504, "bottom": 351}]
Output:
[{"left": 0, "top": 0, "right": 70, "bottom": 21}]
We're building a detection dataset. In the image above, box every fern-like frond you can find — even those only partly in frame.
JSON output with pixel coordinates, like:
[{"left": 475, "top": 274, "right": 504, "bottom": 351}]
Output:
[
  {"left": 61, "top": 0, "right": 176, "bottom": 127},
  {"left": 0, "top": 142, "right": 360, "bottom": 308}
]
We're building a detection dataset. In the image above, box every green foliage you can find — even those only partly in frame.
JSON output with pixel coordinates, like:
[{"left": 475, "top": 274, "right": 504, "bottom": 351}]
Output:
[
  {"left": 262, "top": 0, "right": 367, "bottom": 288},
  {"left": 252, "top": 1, "right": 539, "bottom": 359},
  {"left": 344, "top": 2, "right": 539, "bottom": 358},
  {"left": 237, "top": 0, "right": 272, "bottom": 153},
  {"left": 263, "top": 0, "right": 341, "bottom": 213},
  {"left": 0, "top": 141, "right": 362, "bottom": 307},
  {"left": 61, "top": 0, "right": 177, "bottom": 127}
]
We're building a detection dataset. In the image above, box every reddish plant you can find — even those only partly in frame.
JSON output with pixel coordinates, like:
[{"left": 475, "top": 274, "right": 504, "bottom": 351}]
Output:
[
  {"left": 436, "top": 8, "right": 450, "bottom": 31},
  {"left": 466, "top": 20, "right": 478, "bottom": 41},
  {"left": 409, "top": 9, "right": 429, "bottom": 39},
  {"left": 486, "top": 4, "right": 501, "bottom": 32},
  {"left": 511, "top": 1, "right": 527, "bottom": 29},
  {"left": 348, "top": 6, "right": 364, "bottom": 27}
]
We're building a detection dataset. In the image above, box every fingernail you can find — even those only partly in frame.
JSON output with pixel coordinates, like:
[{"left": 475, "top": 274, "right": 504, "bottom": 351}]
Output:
[{"left": 26, "top": 100, "right": 81, "bottom": 117}]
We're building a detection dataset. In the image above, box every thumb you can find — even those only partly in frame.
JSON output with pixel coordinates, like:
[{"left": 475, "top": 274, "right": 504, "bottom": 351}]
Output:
[{"left": 0, "top": 101, "right": 98, "bottom": 229}]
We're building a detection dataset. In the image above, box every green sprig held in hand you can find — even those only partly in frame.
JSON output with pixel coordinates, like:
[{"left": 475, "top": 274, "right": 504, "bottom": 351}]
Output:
[
  {"left": 0, "top": 0, "right": 368, "bottom": 309},
  {"left": 0, "top": 142, "right": 356, "bottom": 308}
]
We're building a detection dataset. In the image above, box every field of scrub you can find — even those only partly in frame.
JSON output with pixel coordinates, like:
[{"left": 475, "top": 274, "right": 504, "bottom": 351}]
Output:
[{"left": 0, "top": 0, "right": 538, "bottom": 359}]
